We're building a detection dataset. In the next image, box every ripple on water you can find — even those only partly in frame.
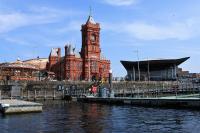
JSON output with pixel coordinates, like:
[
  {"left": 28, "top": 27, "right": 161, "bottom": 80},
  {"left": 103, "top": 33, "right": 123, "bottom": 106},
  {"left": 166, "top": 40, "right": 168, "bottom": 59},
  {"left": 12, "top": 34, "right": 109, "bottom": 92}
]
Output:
[{"left": 0, "top": 101, "right": 200, "bottom": 133}]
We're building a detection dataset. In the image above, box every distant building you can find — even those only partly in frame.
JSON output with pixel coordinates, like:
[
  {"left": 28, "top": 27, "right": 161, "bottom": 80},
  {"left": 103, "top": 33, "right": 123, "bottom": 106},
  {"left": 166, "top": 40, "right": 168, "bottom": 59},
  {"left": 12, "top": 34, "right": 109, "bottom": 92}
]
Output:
[
  {"left": 23, "top": 58, "right": 48, "bottom": 70},
  {"left": 0, "top": 59, "right": 39, "bottom": 81},
  {"left": 121, "top": 57, "right": 190, "bottom": 81},
  {"left": 46, "top": 15, "right": 110, "bottom": 81},
  {"left": 178, "top": 68, "right": 200, "bottom": 79}
]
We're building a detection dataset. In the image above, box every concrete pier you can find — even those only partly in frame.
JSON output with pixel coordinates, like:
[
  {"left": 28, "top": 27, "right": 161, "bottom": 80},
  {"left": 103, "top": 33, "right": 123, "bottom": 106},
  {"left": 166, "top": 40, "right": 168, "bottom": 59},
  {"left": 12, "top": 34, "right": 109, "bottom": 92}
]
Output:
[
  {"left": 77, "top": 97, "right": 200, "bottom": 109},
  {"left": 0, "top": 100, "right": 42, "bottom": 114}
]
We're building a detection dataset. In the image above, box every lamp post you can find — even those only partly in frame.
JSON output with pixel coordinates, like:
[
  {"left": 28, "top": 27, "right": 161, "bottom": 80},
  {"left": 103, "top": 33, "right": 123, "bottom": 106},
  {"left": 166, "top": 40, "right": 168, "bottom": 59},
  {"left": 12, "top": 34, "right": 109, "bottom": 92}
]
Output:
[
  {"left": 109, "top": 69, "right": 113, "bottom": 90},
  {"left": 109, "top": 69, "right": 114, "bottom": 97},
  {"left": 147, "top": 57, "right": 150, "bottom": 81},
  {"left": 39, "top": 59, "right": 41, "bottom": 81},
  {"left": 37, "top": 56, "right": 41, "bottom": 81},
  {"left": 88, "top": 58, "right": 91, "bottom": 82},
  {"left": 132, "top": 66, "right": 135, "bottom": 81},
  {"left": 134, "top": 50, "right": 140, "bottom": 81}
]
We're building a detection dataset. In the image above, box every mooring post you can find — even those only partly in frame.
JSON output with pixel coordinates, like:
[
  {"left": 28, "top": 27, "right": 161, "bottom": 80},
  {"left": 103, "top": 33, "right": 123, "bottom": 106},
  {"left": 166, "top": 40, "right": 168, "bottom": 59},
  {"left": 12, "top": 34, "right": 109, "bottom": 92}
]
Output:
[
  {"left": 199, "top": 87, "right": 200, "bottom": 99},
  {"left": 109, "top": 69, "right": 113, "bottom": 93},
  {"left": 53, "top": 89, "right": 55, "bottom": 100},
  {"left": 62, "top": 89, "right": 65, "bottom": 100},
  {"left": 130, "top": 88, "right": 132, "bottom": 97},
  {"left": 21, "top": 88, "right": 23, "bottom": 100},
  {"left": 44, "top": 90, "right": 46, "bottom": 101},
  {"left": 34, "top": 89, "right": 36, "bottom": 101},
  {"left": 10, "top": 89, "right": 12, "bottom": 100},
  {"left": 27, "top": 90, "right": 29, "bottom": 100}
]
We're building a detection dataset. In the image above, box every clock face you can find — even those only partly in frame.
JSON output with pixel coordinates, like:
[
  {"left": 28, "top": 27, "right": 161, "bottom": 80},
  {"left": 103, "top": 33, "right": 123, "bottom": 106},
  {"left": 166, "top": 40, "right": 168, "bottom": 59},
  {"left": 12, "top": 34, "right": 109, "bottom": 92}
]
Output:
[{"left": 91, "top": 34, "right": 95, "bottom": 42}]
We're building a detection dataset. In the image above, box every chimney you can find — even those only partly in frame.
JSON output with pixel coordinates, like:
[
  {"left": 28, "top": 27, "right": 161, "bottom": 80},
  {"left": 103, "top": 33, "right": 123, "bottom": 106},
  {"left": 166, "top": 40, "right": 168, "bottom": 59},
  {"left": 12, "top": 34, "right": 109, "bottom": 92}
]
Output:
[
  {"left": 65, "top": 44, "right": 69, "bottom": 56},
  {"left": 58, "top": 48, "right": 61, "bottom": 58}
]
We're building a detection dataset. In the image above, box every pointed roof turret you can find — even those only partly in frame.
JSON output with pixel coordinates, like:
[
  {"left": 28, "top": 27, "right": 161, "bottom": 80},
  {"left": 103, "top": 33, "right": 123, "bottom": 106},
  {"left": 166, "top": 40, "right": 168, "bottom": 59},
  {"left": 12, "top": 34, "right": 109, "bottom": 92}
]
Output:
[
  {"left": 86, "top": 6, "right": 96, "bottom": 24},
  {"left": 65, "top": 44, "right": 75, "bottom": 56},
  {"left": 86, "top": 15, "right": 96, "bottom": 24}
]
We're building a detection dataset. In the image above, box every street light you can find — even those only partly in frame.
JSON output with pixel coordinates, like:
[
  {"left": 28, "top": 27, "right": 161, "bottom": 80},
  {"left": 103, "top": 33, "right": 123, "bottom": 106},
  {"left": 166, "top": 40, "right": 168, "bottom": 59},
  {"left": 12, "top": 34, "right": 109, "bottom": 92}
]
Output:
[
  {"left": 133, "top": 50, "right": 140, "bottom": 81},
  {"left": 88, "top": 58, "right": 91, "bottom": 82},
  {"left": 132, "top": 66, "right": 135, "bottom": 81},
  {"left": 109, "top": 69, "right": 113, "bottom": 89}
]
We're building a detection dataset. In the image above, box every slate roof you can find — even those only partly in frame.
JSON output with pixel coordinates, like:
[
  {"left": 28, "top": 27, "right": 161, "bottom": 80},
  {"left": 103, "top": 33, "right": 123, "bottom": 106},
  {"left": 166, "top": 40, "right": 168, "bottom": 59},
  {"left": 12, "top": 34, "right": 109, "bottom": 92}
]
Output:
[{"left": 121, "top": 57, "right": 190, "bottom": 71}]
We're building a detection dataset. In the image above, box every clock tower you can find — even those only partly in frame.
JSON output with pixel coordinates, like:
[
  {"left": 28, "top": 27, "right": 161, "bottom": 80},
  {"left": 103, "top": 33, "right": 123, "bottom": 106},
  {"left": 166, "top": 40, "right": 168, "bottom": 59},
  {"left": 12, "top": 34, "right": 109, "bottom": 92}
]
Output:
[
  {"left": 81, "top": 15, "right": 101, "bottom": 80},
  {"left": 81, "top": 15, "right": 101, "bottom": 59}
]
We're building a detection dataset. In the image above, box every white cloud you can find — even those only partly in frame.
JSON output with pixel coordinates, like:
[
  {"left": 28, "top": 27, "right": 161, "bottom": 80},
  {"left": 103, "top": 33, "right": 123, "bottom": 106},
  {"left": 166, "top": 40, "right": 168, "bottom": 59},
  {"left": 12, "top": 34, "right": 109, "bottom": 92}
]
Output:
[
  {"left": 0, "top": 12, "right": 55, "bottom": 33},
  {"left": 0, "top": 13, "right": 27, "bottom": 33},
  {"left": 124, "top": 22, "right": 192, "bottom": 40},
  {"left": 0, "top": 7, "right": 78, "bottom": 34},
  {"left": 102, "top": 0, "right": 138, "bottom": 6},
  {"left": 103, "top": 18, "right": 200, "bottom": 40}
]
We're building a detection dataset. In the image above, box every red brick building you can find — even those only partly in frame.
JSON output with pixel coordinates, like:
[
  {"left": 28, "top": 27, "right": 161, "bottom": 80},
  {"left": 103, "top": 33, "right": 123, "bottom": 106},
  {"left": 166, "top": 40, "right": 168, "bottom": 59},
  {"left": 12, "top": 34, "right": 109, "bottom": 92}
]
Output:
[{"left": 47, "top": 15, "right": 110, "bottom": 81}]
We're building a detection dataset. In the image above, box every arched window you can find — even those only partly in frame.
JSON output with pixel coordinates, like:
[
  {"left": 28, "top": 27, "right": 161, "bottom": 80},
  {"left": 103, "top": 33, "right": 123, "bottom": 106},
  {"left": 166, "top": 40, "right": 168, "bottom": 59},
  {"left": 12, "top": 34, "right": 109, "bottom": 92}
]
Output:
[{"left": 91, "top": 34, "right": 96, "bottom": 42}]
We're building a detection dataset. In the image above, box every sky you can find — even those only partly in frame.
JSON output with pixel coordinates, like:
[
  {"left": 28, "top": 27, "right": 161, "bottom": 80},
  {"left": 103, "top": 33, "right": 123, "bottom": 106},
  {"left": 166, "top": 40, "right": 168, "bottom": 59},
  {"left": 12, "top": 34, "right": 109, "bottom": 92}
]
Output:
[{"left": 0, "top": 0, "right": 200, "bottom": 77}]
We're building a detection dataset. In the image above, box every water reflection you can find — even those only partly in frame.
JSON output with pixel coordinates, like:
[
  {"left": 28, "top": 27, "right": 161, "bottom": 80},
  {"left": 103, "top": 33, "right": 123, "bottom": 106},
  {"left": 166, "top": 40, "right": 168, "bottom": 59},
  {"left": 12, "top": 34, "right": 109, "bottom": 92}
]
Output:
[{"left": 0, "top": 101, "right": 200, "bottom": 133}]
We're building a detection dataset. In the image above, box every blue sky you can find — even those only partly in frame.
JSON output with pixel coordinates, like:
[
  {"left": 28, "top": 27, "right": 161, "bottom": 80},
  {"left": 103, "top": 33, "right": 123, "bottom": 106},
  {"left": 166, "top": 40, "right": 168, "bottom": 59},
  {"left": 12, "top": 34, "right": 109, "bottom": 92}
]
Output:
[{"left": 0, "top": 0, "right": 200, "bottom": 77}]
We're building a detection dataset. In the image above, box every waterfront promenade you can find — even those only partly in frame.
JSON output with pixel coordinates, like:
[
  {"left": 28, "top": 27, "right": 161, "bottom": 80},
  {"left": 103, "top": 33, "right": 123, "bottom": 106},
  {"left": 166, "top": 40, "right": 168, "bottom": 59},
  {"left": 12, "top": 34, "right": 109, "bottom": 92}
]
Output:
[
  {"left": 0, "top": 80, "right": 199, "bottom": 99},
  {"left": 0, "top": 80, "right": 200, "bottom": 110}
]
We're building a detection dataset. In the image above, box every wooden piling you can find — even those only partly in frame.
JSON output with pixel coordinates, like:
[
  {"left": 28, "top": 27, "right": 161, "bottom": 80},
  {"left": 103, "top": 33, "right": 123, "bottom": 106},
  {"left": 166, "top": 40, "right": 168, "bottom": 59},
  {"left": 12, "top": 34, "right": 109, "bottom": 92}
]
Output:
[
  {"left": 44, "top": 90, "right": 46, "bottom": 101},
  {"left": 20, "top": 88, "right": 23, "bottom": 99},
  {"left": 62, "top": 90, "right": 65, "bottom": 99},
  {"left": 27, "top": 90, "right": 29, "bottom": 100},
  {"left": 34, "top": 90, "right": 36, "bottom": 101},
  {"left": 53, "top": 90, "right": 55, "bottom": 100}
]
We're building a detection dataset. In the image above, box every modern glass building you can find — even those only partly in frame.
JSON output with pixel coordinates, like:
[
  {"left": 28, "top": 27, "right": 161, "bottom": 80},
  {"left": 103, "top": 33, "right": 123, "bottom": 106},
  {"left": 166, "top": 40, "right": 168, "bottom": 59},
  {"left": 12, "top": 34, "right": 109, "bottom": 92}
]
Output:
[{"left": 121, "top": 57, "right": 190, "bottom": 81}]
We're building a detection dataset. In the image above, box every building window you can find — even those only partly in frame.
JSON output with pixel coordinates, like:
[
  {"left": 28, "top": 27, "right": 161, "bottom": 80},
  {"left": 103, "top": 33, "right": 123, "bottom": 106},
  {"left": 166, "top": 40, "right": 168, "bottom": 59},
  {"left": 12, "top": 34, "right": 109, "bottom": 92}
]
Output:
[
  {"left": 67, "top": 63, "right": 70, "bottom": 70},
  {"left": 91, "top": 61, "right": 98, "bottom": 72},
  {"left": 91, "top": 34, "right": 96, "bottom": 42},
  {"left": 66, "top": 73, "right": 70, "bottom": 79},
  {"left": 79, "top": 62, "right": 82, "bottom": 70},
  {"left": 92, "top": 46, "right": 95, "bottom": 51}
]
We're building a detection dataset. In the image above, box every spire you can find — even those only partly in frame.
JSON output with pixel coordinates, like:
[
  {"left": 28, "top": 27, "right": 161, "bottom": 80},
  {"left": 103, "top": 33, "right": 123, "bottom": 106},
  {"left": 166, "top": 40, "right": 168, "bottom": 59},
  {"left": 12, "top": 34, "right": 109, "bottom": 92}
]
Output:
[
  {"left": 86, "top": 6, "right": 96, "bottom": 24},
  {"left": 89, "top": 6, "right": 92, "bottom": 16}
]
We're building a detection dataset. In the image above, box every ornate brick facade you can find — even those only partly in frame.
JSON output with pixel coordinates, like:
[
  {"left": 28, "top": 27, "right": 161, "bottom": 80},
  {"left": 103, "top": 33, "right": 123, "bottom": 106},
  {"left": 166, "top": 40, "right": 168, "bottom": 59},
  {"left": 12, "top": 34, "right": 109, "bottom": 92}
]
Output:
[{"left": 47, "top": 15, "right": 110, "bottom": 81}]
